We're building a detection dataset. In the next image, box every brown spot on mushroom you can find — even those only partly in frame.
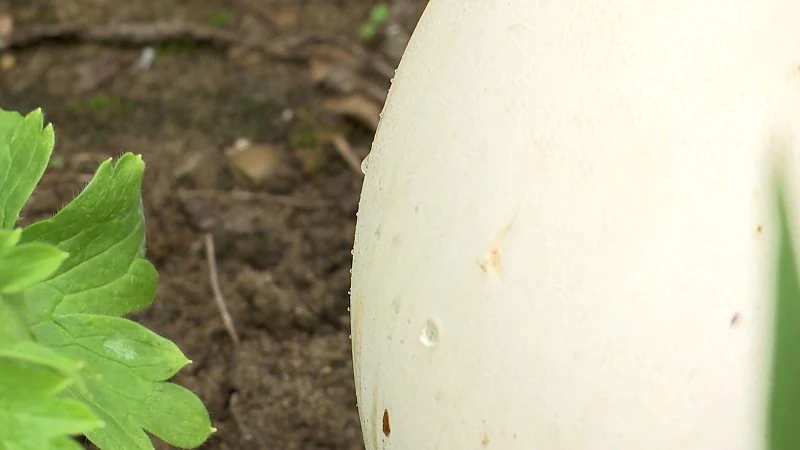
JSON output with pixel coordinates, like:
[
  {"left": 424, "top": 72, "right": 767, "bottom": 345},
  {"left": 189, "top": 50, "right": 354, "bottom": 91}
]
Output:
[
  {"left": 482, "top": 434, "right": 490, "bottom": 446},
  {"left": 757, "top": 224, "right": 763, "bottom": 233},
  {"left": 478, "top": 248, "right": 501, "bottom": 273},
  {"left": 730, "top": 312, "right": 741, "bottom": 327},
  {"left": 478, "top": 214, "right": 517, "bottom": 279},
  {"left": 382, "top": 409, "right": 391, "bottom": 437}
]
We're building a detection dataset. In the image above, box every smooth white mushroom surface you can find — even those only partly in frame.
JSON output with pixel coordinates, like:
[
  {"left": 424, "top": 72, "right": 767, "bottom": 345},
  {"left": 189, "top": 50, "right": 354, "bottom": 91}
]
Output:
[{"left": 350, "top": 1, "right": 800, "bottom": 449}]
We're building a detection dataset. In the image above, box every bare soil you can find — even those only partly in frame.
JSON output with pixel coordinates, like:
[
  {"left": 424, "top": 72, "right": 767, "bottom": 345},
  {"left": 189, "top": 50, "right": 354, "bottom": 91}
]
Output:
[{"left": 0, "top": 0, "right": 426, "bottom": 448}]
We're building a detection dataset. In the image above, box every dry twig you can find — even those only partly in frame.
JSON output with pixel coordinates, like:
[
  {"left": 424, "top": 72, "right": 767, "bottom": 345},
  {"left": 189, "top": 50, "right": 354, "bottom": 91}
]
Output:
[
  {"left": 1, "top": 21, "right": 309, "bottom": 62},
  {"left": 330, "top": 133, "right": 365, "bottom": 177},
  {"left": 1, "top": 19, "right": 400, "bottom": 84},
  {"left": 204, "top": 233, "right": 241, "bottom": 346}
]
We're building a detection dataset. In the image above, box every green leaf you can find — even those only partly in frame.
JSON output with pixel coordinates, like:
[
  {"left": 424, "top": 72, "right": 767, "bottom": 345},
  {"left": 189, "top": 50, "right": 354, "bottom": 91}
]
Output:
[
  {"left": 0, "top": 436, "right": 89, "bottom": 450},
  {"left": 33, "top": 315, "right": 212, "bottom": 449},
  {"left": 0, "top": 228, "right": 22, "bottom": 254},
  {"left": 18, "top": 153, "right": 214, "bottom": 449},
  {"left": 0, "top": 106, "right": 23, "bottom": 141},
  {"left": 0, "top": 354, "right": 103, "bottom": 449},
  {"left": 767, "top": 171, "right": 800, "bottom": 450},
  {"left": 369, "top": 3, "right": 391, "bottom": 25},
  {"left": 359, "top": 22, "right": 378, "bottom": 40},
  {"left": 0, "top": 108, "right": 55, "bottom": 229},
  {"left": 0, "top": 340, "right": 85, "bottom": 380},
  {"left": 34, "top": 315, "right": 191, "bottom": 381},
  {"left": 0, "top": 323, "right": 99, "bottom": 450},
  {"left": 0, "top": 242, "right": 68, "bottom": 294},
  {"left": 0, "top": 297, "right": 33, "bottom": 344},
  {"left": 19, "top": 154, "right": 156, "bottom": 323}
]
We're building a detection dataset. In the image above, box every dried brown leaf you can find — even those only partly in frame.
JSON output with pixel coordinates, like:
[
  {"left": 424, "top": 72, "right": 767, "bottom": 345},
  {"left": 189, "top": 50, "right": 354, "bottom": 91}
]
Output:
[
  {"left": 228, "top": 143, "right": 283, "bottom": 186},
  {"left": 323, "top": 94, "right": 381, "bottom": 130}
]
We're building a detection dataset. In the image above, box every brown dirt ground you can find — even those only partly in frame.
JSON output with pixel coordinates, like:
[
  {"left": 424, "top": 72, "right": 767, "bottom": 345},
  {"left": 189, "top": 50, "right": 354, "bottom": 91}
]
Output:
[{"left": 0, "top": 0, "right": 426, "bottom": 449}]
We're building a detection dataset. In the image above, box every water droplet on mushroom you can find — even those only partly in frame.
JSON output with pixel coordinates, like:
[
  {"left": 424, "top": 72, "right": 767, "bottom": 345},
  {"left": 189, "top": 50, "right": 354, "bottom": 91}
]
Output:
[
  {"left": 419, "top": 319, "right": 440, "bottom": 347},
  {"left": 360, "top": 153, "right": 371, "bottom": 174}
]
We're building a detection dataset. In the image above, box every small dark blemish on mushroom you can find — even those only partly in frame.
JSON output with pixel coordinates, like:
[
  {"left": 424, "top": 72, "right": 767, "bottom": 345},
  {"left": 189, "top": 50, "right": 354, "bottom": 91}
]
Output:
[
  {"left": 382, "top": 409, "right": 391, "bottom": 436},
  {"left": 730, "top": 312, "right": 741, "bottom": 327},
  {"left": 481, "top": 434, "right": 490, "bottom": 446},
  {"left": 477, "top": 217, "right": 516, "bottom": 279},
  {"left": 757, "top": 224, "right": 763, "bottom": 233},
  {"left": 478, "top": 248, "right": 500, "bottom": 273}
]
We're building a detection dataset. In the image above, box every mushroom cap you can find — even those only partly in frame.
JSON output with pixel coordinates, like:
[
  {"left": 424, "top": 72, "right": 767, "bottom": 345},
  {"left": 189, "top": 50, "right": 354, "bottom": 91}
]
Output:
[{"left": 350, "top": 1, "right": 800, "bottom": 449}]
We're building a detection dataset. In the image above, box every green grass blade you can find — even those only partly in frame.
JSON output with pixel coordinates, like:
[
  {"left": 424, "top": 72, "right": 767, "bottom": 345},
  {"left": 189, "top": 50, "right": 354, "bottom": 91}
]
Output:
[{"left": 767, "top": 172, "right": 800, "bottom": 450}]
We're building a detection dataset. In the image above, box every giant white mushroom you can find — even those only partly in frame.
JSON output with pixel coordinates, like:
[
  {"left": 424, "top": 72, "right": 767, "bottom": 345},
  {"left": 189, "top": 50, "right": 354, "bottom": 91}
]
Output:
[{"left": 349, "top": 1, "right": 800, "bottom": 449}]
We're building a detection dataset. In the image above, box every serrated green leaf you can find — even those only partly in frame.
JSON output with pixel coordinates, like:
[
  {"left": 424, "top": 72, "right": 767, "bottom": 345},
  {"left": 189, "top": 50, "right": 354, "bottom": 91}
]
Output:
[
  {"left": 0, "top": 359, "right": 102, "bottom": 448},
  {"left": 0, "top": 242, "right": 68, "bottom": 294},
  {"left": 0, "top": 107, "right": 23, "bottom": 141},
  {"left": 767, "top": 173, "right": 800, "bottom": 450},
  {"left": 62, "top": 377, "right": 214, "bottom": 450},
  {"left": 18, "top": 153, "right": 213, "bottom": 449},
  {"left": 31, "top": 315, "right": 212, "bottom": 449},
  {"left": 0, "top": 108, "right": 54, "bottom": 229},
  {"left": 19, "top": 154, "right": 157, "bottom": 323},
  {"left": 34, "top": 315, "right": 191, "bottom": 382}
]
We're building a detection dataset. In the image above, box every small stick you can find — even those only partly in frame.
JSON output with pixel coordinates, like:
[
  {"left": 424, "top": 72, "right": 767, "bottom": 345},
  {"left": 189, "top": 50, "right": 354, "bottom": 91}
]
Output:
[
  {"left": 330, "top": 133, "right": 365, "bottom": 177},
  {"left": 0, "top": 21, "right": 402, "bottom": 85},
  {"left": 203, "top": 233, "right": 240, "bottom": 346},
  {"left": 1, "top": 21, "right": 305, "bottom": 62}
]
